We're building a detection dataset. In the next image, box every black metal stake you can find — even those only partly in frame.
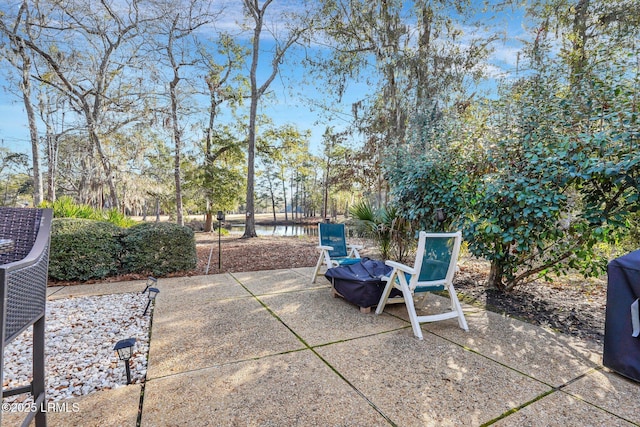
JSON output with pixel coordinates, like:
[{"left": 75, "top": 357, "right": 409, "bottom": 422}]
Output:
[
  {"left": 124, "top": 360, "right": 132, "bottom": 385},
  {"left": 143, "top": 299, "right": 152, "bottom": 316},
  {"left": 143, "top": 287, "right": 159, "bottom": 316},
  {"left": 217, "top": 211, "right": 224, "bottom": 271},
  {"left": 218, "top": 220, "right": 221, "bottom": 270}
]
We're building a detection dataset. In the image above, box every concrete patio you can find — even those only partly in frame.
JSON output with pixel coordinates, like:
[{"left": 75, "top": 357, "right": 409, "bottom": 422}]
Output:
[{"left": 7, "top": 267, "right": 640, "bottom": 426}]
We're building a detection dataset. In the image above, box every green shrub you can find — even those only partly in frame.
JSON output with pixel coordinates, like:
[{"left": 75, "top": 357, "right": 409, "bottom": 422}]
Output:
[
  {"left": 121, "top": 222, "right": 197, "bottom": 275},
  {"left": 49, "top": 218, "right": 122, "bottom": 281}
]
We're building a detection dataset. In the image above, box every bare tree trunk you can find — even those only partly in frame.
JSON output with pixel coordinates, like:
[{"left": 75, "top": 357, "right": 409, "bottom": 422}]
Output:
[
  {"left": 46, "top": 132, "right": 57, "bottom": 202},
  {"left": 40, "top": 96, "right": 63, "bottom": 203},
  {"left": 295, "top": 173, "right": 300, "bottom": 221},
  {"left": 204, "top": 98, "right": 214, "bottom": 232},
  {"left": 205, "top": 210, "right": 213, "bottom": 233},
  {"left": 167, "top": 15, "right": 184, "bottom": 226},
  {"left": 86, "top": 125, "right": 118, "bottom": 208},
  {"left": 323, "top": 156, "right": 330, "bottom": 219},
  {"left": 281, "top": 175, "right": 288, "bottom": 221},
  {"left": 487, "top": 260, "right": 505, "bottom": 291},
  {"left": 290, "top": 174, "right": 295, "bottom": 221},
  {"left": 265, "top": 172, "right": 277, "bottom": 222},
  {"left": 170, "top": 74, "right": 184, "bottom": 226},
  {"left": 6, "top": 3, "right": 43, "bottom": 206},
  {"left": 244, "top": 81, "right": 258, "bottom": 237},
  {"left": 242, "top": 0, "right": 303, "bottom": 237},
  {"left": 270, "top": 191, "right": 277, "bottom": 222},
  {"left": 570, "top": 0, "right": 590, "bottom": 88},
  {"left": 302, "top": 180, "right": 307, "bottom": 218},
  {"left": 241, "top": 0, "right": 266, "bottom": 238},
  {"left": 19, "top": 46, "right": 43, "bottom": 206}
]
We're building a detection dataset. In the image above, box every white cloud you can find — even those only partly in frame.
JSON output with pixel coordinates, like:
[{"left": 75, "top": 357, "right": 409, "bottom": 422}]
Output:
[{"left": 490, "top": 43, "right": 523, "bottom": 68}]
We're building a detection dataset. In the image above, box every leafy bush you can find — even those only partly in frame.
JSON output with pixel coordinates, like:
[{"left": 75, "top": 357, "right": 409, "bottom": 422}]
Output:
[
  {"left": 620, "top": 212, "right": 640, "bottom": 254},
  {"left": 386, "top": 65, "right": 639, "bottom": 291},
  {"left": 121, "top": 222, "right": 197, "bottom": 276},
  {"left": 104, "top": 208, "right": 136, "bottom": 227},
  {"left": 49, "top": 218, "right": 122, "bottom": 281},
  {"left": 49, "top": 217, "right": 197, "bottom": 281}
]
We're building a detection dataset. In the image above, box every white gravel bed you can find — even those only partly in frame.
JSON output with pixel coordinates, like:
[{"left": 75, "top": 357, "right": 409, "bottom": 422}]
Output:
[{"left": 2, "top": 292, "right": 151, "bottom": 403}]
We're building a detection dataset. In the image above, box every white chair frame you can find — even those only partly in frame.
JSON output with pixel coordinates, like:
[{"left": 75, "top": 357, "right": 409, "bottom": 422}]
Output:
[
  {"left": 310, "top": 223, "right": 363, "bottom": 284},
  {"left": 375, "top": 231, "right": 468, "bottom": 339}
]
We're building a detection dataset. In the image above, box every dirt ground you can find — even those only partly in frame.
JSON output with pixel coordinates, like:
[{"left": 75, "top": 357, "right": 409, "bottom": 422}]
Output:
[
  {"left": 452, "top": 257, "right": 606, "bottom": 344},
  {"left": 194, "top": 233, "right": 320, "bottom": 274}
]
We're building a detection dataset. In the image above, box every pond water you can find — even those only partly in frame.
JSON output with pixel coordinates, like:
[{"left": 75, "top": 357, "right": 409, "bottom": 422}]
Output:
[{"left": 228, "top": 223, "right": 318, "bottom": 237}]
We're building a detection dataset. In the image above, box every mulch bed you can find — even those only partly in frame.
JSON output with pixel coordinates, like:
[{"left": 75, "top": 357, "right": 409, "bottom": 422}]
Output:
[{"left": 453, "top": 258, "right": 606, "bottom": 344}]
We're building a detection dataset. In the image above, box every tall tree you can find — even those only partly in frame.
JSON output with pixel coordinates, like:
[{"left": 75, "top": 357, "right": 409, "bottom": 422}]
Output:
[
  {"left": 200, "top": 32, "right": 248, "bottom": 231},
  {"left": 0, "top": 1, "right": 44, "bottom": 205},
  {"left": 309, "top": 0, "right": 495, "bottom": 203},
  {"left": 184, "top": 126, "right": 246, "bottom": 219},
  {"left": 37, "top": 87, "right": 70, "bottom": 202},
  {"left": 319, "top": 127, "right": 357, "bottom": 218},
  {"left": 0, "top": 0, "right": 156, "bottom": 208},
  {"left": 257, "top": 123, "right": 311, "bottom": 221},
  {"left": 156, "top": 0, "right": 214, "bottom": 226},
  {"left": 241, "top": 0, "right": 309, "bottom": 238}
]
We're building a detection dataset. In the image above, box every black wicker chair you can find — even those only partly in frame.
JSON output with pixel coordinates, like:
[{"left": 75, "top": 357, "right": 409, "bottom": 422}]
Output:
[{"left": 0, "top": 207, "right": 52, "bottom": 427}]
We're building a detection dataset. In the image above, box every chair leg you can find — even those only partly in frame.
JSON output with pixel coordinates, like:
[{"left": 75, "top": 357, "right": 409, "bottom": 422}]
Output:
[
  {"left": 401, "top": 285, "right": 424, "bottom": 340},
  {"left": 375, "top": 271, "right": 398, "bottom": 315},
  {"left": 33, "top": 316, "right": 47, "bottom": 426},
  {"left": 386, "top": 273, "right": 424, "bottom": 340},
  {"left": 447, "top": 285, "right": 469, "bottom": 331},
  {"left": 310, "top": 252, "right": 325, "bottom": 284}
]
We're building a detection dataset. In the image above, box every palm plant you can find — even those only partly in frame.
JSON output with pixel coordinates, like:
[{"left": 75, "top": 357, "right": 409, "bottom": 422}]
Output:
[
  {"left": 349, "top": 200, "right": 414, "bottom": 261},
  {"left": 41, "top": 196, "right": 135, "bottom": 227}
]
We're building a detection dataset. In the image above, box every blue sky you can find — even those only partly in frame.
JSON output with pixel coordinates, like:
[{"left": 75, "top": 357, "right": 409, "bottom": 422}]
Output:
[
  {"left": 0, "top": 0, "right": 528, "bottom": 158},
  {"left": 0, "top": 100, "right": 31, "bottom": 154}
]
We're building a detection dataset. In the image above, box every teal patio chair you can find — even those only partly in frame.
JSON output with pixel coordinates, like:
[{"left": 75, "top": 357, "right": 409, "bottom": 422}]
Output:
[
  {"left": 310, "top": 222, "right": 363, "bottom": 284},
  {"left": 375, "top": 231, "right": 468, "bottom": 339}
]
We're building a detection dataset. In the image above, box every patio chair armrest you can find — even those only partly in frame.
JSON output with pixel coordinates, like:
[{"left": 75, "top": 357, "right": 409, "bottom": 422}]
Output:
[
  {"left": 385, "top": 260, "right": 415, "bottom": 275},
  {"left": 317, "top": 245, "right": 334, "bottom": 251},
  {"left": 347, "top": 244, "right": 364, "bottom": 250}
]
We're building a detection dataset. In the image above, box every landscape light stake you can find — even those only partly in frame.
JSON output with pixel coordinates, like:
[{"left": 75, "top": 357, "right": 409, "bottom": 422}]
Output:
[
  {"left": 113, "top": 338, "right": 136, "bottom": 385},
  {"left": 217, "top": 210, "right": 225, "bottom": 270},
  {"left": 143, "top": 287, "right": 160, "bottom": 316}
]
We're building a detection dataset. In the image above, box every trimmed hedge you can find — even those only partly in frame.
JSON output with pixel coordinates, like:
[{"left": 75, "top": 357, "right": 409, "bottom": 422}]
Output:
[
  {"left": 49, "top": 219, "right": 197, "bottom": 281},
  {"left": 49, "top": 218, "right": 122, "bottom": 281},
  {"left": 121, "top": 222, "right": 197, "bottom": 276}
]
